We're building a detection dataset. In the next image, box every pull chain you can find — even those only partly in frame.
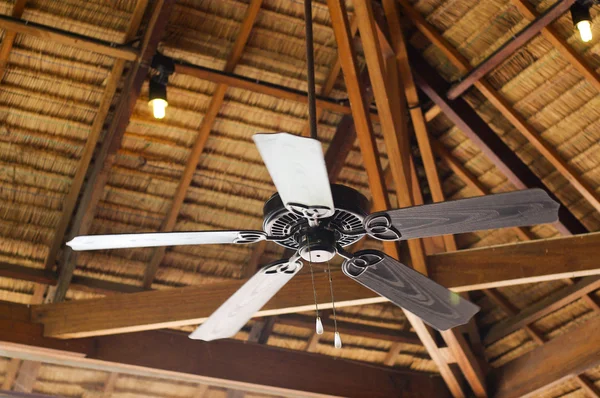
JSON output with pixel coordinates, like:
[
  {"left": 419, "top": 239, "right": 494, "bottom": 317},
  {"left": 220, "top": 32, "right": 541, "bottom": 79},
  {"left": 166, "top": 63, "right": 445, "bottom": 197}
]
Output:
[
  {"left": 306, "top": 235, "right": 323, "bottom": 334},
  {"left": 326, "top": 258, "right": 342, "bottom": 348}
]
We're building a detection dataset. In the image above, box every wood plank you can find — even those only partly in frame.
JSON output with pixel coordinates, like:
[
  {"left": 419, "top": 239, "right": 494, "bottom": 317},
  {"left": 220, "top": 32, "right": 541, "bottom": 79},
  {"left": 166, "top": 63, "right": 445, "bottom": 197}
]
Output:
[
  {"left": 447, "top": 0, "right": 576, "bottom": 99},
  {"left": 0, "top": 309, "right": 452, "bottom": 398},
  {"left": 174, "top": 62, "right": 380, "bottom": 122},
  {"left": 13, "top": 360, "right": 41, "bottom": 393},
  {"left": 325, "top": 0, "right": 399, "bottom": 256},
  {"left": 491, "top": 317, "right": 600, "bottom": 398},
  {"left": 510, "top": 0, "right": 600, "bottom": 93},
  {"left": 383, "top": 342, "right": 403, "bottom": 366},
  {"left": 2, "top": 358, "right": 22, "bottom": 390},
  {"left": 143, "top": 0, "right": 264, "bottom": 287},
  {"left": 483, "top": 276, "right": 600, "bottom": 345},
  {"left": 305, "top": 332, "right": 320, "bottom": 352},
  {"left": 0, "top": 14, "right": 137, "bottom": 60},
  {"left": 339, "top": 1, "right": 464, "bottom": 395},
  {"left": 0, "top": 0, "right": 27, "bottom": 81},
  {"left": 408, "top": 45, "right": 587, "bottom": 235},
  {"left": 30, "top": 233, "right": 600, "bottom": 338},
  {"left": 103, "top": 372, "right": 118, "bottom": 396},
  {"left": 51, "top": 1, "right": 175, "bottom": 302},
  {"left": 399, "top": 0, "right": 600, "bottom": 215},
  {"left": 577, "top": 375, "right": 600, "bottom": 398},
  {"left": 428, "top": 232, "right": 600, "bottom": 291},
  {"left": 277, "top": 314, "right": 421, "bottom": 344}
]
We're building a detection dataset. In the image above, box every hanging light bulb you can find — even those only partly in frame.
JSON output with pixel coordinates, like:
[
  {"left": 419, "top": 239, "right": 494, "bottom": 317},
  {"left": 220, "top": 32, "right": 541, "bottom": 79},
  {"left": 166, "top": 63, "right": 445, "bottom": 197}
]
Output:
[
  {"left": 149, "top": 79, "right": 168, "bottom": 119},
  {"left": 315, "top": 316, "right": 324, "bottom": 335},
  {"left": 571, "top": 2, "right": 593, "bottom": 43},
  {"left": 148, "top": 53, "right": 175, "bottom": 119},
  {"left": 334, "top": 332, "right": 342, "bottom": 349}
]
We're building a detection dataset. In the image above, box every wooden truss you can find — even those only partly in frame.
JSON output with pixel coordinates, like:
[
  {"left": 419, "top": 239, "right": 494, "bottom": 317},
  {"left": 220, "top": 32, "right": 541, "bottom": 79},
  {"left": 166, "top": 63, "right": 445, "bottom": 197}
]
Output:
[{"left": 0, "top": 0, "right": 598, "bottom": 397}]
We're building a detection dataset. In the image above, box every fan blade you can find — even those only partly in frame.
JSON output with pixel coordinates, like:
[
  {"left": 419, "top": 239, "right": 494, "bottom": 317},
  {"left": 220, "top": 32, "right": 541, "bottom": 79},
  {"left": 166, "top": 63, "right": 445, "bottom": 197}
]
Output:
[
  {"left": 67, "top": 230, "right": 267, "bottom": 251},
  {"left": 253, "top": 133, "right": 334, "bottom": 219},
  {"left": 189, "top": 259, "right": 302, "bottom": 341},
  {"left": 342, "top": 250, "right": 479, "bottom": 330},
  {"left": 364, "top": 188, "right": 559, "bottom": 241}
]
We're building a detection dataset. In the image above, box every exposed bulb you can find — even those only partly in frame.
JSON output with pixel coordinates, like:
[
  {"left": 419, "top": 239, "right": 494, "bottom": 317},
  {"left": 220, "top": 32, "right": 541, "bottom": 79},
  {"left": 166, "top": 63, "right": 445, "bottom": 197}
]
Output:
[
  {"left": 149, "top": 98, "right": 168, "bottom": 119},
  {"left": 334, "top": 332, "right": 342, "bottom": 349},
  {"left": 315, "top": 316, "right": 324, "bottom": 335},
  {"left": 577, "top": 20, "right": 593, "bottom": 43}
]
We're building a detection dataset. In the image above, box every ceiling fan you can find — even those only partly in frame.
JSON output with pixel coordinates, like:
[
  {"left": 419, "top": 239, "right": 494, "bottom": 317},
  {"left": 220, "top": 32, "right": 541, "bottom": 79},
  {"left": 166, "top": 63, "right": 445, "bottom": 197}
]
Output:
[{"left": 67, "top": 132, "right": 560, "bottom": 341}]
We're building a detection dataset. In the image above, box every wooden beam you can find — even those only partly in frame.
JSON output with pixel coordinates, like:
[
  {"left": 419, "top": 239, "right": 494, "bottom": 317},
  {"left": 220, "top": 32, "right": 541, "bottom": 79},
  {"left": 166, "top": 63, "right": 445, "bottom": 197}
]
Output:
[
  {"left": 0, "top": 308, "right": 452, "bottom": 398},
  {"left": 43, "top": 0, "right": 149, "bottom": 271},
  {"left": 173, "top": 62, "right": 380, "bottom": 122},
  {"left": 13, "top": 360, "right": 41, "bottom": 393},
  {"left": 447, "top": 0, "right": 576, "bottom": 99},
  {"left": 0, "top": 0, "right": 27, "bottom": 81},
  {"left": 277, "top": 314, "right": 421, "bottom": 344},
  {"left": 376, "top": 3, "right": 487, "bottom": 395},
  {"left": 0, "top": 14, "right": 138, "bottom": 61},
  {"left": 428, "top": 232, "right": 600, "bottom": 291},
  {"left": 103, "top": 372, "right": 118, "bottom": 396},
  {"left": 577, "top": 376, "right": 600, "bottom": 398},
  {"left": 51, "top": 1, "right": 175, "bottom": 302},
  {"left": 143, "top": 0, "right": 264, "bottom": 288},
  {"left": 483, "top": 276, "right": 600, "bottom": 345},
  {"left": 491, "top": 316, "right": 600, "bottom": 398},
  {"left": 330, "top": 1, "right": 465, "bottom": 395},
  {"left": 408, "top": 45, "right": 587, "bottom": 235},
  {"left": 2, "top": 358, "right": 22, "bottom": 390},
  {"left": 510, "top": 0, "right": 600, "bottom": 93},
  {"left": 325, "top": 0, "right": 399, "bottom": 257},
  {"left": 399, "top": 0, "right": 600, "bottom": 215},
  {"left": 30, "top": 233, "right": 600, "bottom": 339}
]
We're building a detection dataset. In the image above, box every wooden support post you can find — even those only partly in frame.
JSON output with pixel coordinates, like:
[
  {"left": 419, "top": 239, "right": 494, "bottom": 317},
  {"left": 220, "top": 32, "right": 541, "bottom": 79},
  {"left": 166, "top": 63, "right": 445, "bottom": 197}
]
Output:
[
  {"left": 51, "top": 0, "right": 175, "bottom": 302},
  {"left": 143, "top": 0, "right": 264, "bottom": 287},
  {"left": 397, "top": 0, "right": 600, "bottom": 215}
]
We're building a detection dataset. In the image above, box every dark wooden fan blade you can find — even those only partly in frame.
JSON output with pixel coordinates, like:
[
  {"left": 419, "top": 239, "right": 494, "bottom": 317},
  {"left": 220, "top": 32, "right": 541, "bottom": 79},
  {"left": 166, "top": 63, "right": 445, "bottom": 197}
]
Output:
[
  {"left": 363, "top": 188, "right": 559, "bottom": 241},
  {"left": 342, "top": 250, "right": 479, "bottom": 330}
]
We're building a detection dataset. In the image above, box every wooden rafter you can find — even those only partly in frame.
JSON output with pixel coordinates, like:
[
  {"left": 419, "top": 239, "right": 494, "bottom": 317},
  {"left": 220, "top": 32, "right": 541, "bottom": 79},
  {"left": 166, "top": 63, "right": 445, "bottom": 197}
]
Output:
[
  {"left": 173, "top": 62, "right": 380, "bottom": 122},
  {"left": 0, "top": 305, "right": 451, "bottom": 398},
  {"left": 0, "top": 0, "right": 27, "bottom": 81},
  {"left": 408, "top": 45, "right": 587, "bottom": 235},
  {"left": 491, "top": 316, "right": 600, "bottom": 398},
  {"left": 103, "top": 372, "right": 119, "bottom": 396},
  {"left": 446, "top": 0, "right": 576, "bottom": 99},
  {"left": 0, "top": 14, "right": 138, "bottom": 61},
  {"left": 30, "top": 233, "right": 600, "bottom": 339},
  {"left": 51, "top": 0, "right": 175, "bottom": 302},
  {"left": 44, "top": 0, "right": 150, "bottom": 271},
  {"left": 143, "top": 0, "right": 264, "bottom": 287},
  {"left": 397, "top": 0, "right": 600, "bottom": 214},
  {"left": 510, "top": 0, "right": 600, "bottom": 92},
  {"left": 366, "top": 2, "right": 490, "bottom": 395},
  {"left": 377, "top": 5, "right": 489, "bottom": 394}
]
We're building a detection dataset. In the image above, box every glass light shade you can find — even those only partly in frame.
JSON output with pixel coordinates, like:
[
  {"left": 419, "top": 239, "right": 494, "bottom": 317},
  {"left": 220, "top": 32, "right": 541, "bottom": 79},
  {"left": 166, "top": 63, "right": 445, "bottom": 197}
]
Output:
[
  {"left": 149, "top": 98, "right": 168, "bottom": 119},
  {"left": 577, "top": 20, "right": 593, "bottom": 42}
]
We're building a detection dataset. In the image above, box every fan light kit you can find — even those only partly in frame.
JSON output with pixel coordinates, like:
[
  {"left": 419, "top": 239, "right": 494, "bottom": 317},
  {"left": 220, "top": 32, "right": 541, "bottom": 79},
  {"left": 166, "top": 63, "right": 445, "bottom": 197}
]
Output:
[{"left": 67, "top": 0, "right": 560, "bottom": 348}]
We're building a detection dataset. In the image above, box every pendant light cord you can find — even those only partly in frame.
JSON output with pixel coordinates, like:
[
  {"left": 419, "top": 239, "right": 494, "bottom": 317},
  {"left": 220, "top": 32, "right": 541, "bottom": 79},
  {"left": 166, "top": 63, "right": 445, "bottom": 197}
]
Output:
[{"left": 304, "top": 0, "right": 318, "bottom": 140}]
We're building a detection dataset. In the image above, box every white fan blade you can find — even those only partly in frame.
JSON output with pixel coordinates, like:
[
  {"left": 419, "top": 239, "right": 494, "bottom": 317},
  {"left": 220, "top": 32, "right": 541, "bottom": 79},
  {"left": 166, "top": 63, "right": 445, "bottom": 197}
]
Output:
[
  {"left": 253, "top": 133, "right": 334, "bottom": 218},
  {"left": 67, "top": 230, "right": 267, "bottom": 251},
  {"left": 189, "top": 259, "right": 302, "bottom": 341}
]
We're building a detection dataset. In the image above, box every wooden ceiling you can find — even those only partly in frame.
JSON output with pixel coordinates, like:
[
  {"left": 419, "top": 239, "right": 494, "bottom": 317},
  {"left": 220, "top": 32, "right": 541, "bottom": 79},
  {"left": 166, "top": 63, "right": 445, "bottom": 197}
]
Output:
[{"left": 0, "top": 0, "right": 598, "bottom": 397}]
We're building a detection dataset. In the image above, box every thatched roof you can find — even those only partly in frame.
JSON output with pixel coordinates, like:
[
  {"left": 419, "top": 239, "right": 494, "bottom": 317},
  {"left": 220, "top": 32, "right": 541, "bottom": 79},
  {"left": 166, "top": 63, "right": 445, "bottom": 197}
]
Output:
[{"left": 0, "top": 0, "right": 598, "bottom": 396}]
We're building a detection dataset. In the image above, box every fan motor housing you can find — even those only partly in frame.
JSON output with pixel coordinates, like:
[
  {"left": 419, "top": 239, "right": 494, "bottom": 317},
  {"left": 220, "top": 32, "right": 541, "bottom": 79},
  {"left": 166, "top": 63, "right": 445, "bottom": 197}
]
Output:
[{"left": 262, "top": 184, "right": 370, "bottom": 252}]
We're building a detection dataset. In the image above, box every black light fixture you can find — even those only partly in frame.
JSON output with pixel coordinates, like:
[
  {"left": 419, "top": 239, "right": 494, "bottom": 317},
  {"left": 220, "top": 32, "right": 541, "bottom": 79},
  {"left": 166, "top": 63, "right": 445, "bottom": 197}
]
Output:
[
  {"left": 571, "top": 1, "right": 593, "bottom": 43},
  {"left": 149, "top": 53, "right": 174, "bottom": 119}
]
